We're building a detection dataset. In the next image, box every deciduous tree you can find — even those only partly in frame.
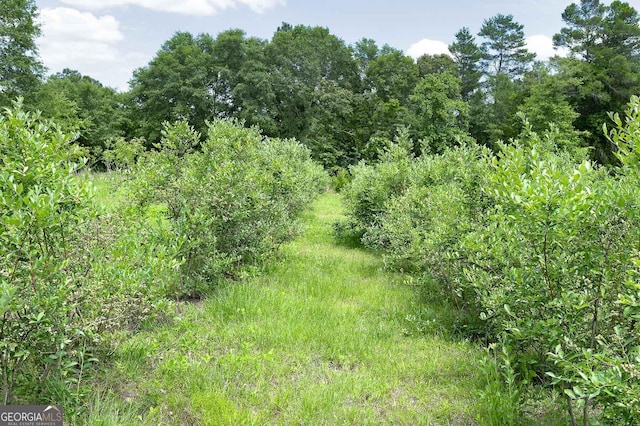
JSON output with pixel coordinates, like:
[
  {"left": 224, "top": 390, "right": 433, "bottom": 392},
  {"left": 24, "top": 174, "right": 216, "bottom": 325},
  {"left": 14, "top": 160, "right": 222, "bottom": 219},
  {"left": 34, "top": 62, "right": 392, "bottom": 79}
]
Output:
[
  {"left": 404, "top": 72, "right": 470, "bottom": 153},
  {"left": 35, "top": 69, "right": 125, "bottom": 162},
  {"left": 365, "top": 49, "right": 418, "bottom": 104},
  {"left": 416, "top": 54, "right": 456, "bottom": 77},
  {"left": 265, "top": 24, "right": 359, "bottom": 141},
  {"left": 0, "top": 0, "right": 43, "bottom": 107},
  {"left": 128, "top": 32, "right": 217, "bottom": 144}
]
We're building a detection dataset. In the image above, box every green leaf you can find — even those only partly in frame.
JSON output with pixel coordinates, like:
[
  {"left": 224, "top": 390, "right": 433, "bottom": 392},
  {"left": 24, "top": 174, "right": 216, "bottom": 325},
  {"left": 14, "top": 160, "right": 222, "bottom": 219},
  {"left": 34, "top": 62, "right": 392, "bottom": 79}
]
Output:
[
  {"left": 572, "top": 386, "right": 584, "bottom": 398},
  {"left": 0, "top": 285, "right": 15, "bottom": 317}
]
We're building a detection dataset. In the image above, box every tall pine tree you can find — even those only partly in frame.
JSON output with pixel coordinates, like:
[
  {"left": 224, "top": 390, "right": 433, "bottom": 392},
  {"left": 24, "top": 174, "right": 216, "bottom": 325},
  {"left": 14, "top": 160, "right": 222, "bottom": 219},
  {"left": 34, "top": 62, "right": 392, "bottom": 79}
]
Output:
[
  {"left": 479, "top": 14, "right": 535, "bottom": 79},
  {"left": 554, "top": 0, "right": 640, "bottom": 163},
  {"left": 449, "top": 27, "right": 483, "bottom": 100}
]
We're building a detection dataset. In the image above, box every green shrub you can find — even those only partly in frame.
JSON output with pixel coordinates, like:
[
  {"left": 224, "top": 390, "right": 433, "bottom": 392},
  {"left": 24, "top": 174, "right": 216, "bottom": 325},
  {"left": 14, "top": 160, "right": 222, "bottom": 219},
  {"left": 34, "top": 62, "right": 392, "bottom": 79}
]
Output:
[
  {"left": 0, "top": 102, "right": 178, "bottom": 408},
  {"left": 0, "top": 104, "right": 326, "bottom": 408},
  {"left": 336, "top": 129, "right": 415, "bottom": 243},
  {"left": 330, "top": 167, "right": 351, "bottom": 192},
  {"left": 102, "top": 136, "right": 145, "bottom": 171},
  {"left": 364, "top": 143, "right": 490, "bottom": 312},
  {"left": 0, "top": 102, "right": 93, "bottom": 404},
  {"left": 69, "top": 207, "right": 177, "bottom": 334},
  {"left": 465, "top": 129, "right": 639, "bottom": 422},
  {"left": 128, "top": 119, "right": 327, "bottom": 297}
]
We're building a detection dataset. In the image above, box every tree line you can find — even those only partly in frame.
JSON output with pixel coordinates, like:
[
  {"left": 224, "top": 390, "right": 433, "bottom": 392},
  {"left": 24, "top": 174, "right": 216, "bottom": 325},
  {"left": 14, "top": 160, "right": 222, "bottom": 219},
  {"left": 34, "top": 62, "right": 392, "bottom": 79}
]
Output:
[{"left": 2, "top": 0, "right": 639, "bottom": 169}]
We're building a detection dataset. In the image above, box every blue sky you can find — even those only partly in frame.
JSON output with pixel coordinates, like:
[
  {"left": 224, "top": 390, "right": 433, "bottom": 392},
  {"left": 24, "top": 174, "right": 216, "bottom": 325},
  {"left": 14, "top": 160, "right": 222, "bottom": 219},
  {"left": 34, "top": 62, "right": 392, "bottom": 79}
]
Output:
[{"left": 34, "top": 0, "right": 625, "bottom": 91}]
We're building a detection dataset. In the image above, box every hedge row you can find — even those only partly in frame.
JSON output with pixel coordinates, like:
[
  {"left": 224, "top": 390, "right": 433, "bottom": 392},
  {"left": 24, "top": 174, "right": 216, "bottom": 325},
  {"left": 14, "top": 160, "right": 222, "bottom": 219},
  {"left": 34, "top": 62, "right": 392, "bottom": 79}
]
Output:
[
  {"left": 0, "top": 104, "right": 326, "bottom": 408},
  {"left": 339, "top": 99, "right": 640, "bottom": 424}
]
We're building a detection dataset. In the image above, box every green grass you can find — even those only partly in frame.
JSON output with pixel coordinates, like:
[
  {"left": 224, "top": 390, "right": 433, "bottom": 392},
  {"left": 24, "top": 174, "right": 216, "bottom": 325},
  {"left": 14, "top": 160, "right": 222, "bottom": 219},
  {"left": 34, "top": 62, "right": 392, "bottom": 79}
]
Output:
[
  {"left": 81, "top": 171, "right": 128, "bottom": 211},
  {"left": 80, "top": 192, "right": 487, "bottom": 425}
]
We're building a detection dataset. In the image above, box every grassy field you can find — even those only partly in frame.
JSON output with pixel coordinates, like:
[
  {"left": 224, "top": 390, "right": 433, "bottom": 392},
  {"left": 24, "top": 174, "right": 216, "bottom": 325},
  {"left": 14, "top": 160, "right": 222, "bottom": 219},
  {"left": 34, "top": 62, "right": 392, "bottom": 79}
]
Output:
[{"left": 80, "top": 192, "right": 486, "bottom": 425}]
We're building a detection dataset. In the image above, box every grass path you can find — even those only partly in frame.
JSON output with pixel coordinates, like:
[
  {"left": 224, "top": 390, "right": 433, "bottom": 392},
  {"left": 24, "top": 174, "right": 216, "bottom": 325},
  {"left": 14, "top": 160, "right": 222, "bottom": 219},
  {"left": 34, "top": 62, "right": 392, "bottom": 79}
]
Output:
[{"left": 88, "top": 193, "right": 483, "bottom": 425}]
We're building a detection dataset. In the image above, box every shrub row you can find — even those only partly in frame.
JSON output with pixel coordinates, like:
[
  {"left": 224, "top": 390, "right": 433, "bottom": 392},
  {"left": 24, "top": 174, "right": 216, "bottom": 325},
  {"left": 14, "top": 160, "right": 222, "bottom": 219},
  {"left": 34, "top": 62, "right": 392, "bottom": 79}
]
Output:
[
  {"left": 339, "top": 98, "right": 640, "bottom": 424},
  {"left": 0, "top": 104, "right": 326, "bottom": 407},
  {"left": 127, "top": 119, "right": 328, "bottom": 297},
  {"left": 0, "top": 104, "right": 168, "bottom": 407}
]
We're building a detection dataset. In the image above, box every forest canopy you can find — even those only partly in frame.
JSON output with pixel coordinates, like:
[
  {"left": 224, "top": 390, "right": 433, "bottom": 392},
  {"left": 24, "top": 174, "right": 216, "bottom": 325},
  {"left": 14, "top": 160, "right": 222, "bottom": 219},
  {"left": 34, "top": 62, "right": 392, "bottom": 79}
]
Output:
[{"left": 1, "top": 0, "right": 638, "bottom": 170}]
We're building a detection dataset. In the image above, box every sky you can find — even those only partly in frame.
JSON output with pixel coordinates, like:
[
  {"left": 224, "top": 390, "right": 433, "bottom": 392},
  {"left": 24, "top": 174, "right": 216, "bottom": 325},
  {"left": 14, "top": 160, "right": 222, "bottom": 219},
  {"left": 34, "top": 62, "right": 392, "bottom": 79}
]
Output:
[{"left": 33, "top": 0, "right": 632, "bottom": 91}]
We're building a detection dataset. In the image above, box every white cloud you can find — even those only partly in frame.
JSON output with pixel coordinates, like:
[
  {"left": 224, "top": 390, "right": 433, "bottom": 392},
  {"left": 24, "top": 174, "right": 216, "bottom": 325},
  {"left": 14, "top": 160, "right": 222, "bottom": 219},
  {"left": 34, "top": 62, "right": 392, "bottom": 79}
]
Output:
[
  {"left": 58, "top": 0, "right": 285, "bottom": 15},
  {"left": 526, "top": 34, "right": 568, "bottom": 60},
  {"left": 37, "top": 7, "right": 148, "bottom": 90},
  {"left": 406, "top": 39, "right": 451, "bottom": 59},
  {"left": 38, "top": 7, "right": 123, "bottom": 63}
]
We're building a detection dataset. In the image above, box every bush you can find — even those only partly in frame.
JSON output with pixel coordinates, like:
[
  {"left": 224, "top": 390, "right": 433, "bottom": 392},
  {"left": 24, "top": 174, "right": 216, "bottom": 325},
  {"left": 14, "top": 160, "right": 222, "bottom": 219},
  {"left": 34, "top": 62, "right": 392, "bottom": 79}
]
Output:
[
  {"left": 0, "top": 106, "right": 326, "bottom": 408},
  {"left": 0, "top": 102, "right": 179, "bottom": 408},
  {"left": 69, "top": 207, "right": 177, "bottom": 335},
  {"left": 330, "top": 167, "right": 351, "bottom": 192},
  {"left": 0, "top": 102, "right": 93, "bottom": 404},
  {"left": 102, "top": 136, "right": 145, "bottom": 171},
  {"left": 364, "top": 143, "right": 492, "bottom": 326},
  {"left": 128, "top": 119, "right": 327, "bottom": 297},
  {"left": 464, "top": 127, "right": 640, "bottom": 423},
  {"left": 336, "top": 129, "right": 415, "bottom": 242}
]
